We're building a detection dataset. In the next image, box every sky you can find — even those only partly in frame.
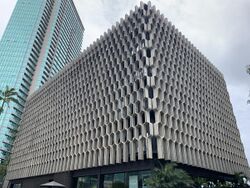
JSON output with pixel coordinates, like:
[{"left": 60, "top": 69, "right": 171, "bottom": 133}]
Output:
[{"left": 0, "top": 0, "right": 250, "bottom": 164}]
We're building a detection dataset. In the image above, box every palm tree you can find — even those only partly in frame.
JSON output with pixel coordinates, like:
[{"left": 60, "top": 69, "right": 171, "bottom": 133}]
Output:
[
  {"left": 0, "top": 86, "right": 18, "bottom": 182},
  {"left": 145, "top": 163, "right": 194, "bottom": 188},
  {"left": 0, "top": 86, "right": 18, "bottom": 115}
]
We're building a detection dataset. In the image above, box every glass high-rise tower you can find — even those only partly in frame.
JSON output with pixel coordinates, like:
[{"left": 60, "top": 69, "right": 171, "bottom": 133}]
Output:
[{"left": 0, "top": 0, "right": 84, "bottom": 160}]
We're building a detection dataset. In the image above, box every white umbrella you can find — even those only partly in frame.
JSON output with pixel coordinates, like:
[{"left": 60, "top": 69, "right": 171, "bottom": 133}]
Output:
[{"left": 40, "top": 181, "right": 65, "bottom": 187}]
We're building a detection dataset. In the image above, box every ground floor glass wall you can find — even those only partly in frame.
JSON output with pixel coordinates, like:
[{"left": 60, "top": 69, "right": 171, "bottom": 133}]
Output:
[{"left": 76, "top": 170, "right": 151, "bottom": 188}]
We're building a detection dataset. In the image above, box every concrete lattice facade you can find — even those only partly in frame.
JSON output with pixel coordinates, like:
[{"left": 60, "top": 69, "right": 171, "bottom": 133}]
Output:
[{"left": 6, "top": 2, "right": 249, "bottom": 182}]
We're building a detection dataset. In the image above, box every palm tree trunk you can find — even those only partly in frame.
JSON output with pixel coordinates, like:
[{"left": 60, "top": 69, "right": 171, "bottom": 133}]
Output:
[
  {"left": 1, "top": 101, "right": 5, "bottom": 109},
  {"left": 0, "top": 102, "right": 4, "bottom": 115}
]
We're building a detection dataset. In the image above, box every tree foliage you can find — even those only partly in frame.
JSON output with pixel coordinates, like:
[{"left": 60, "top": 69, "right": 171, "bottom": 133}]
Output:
[
  {"left": 232, "top": 172, "right": 249, "bottom": 188},
  {"left": 146, "top": 163, "right": 249, "bottom": 188},
  {"left": 0, "top": 156, "right": 10, "bottom": 182},
  {"left": 194, "top": 177, "right": 210, "bottom": 188},
  {"left": 145, "top": 163, "right": 194, "bottom": 188}
]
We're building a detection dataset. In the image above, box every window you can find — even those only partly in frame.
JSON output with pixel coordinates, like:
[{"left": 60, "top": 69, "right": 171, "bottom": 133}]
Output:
[
  {"left": 103, "top": 171, "right": 151, "bottom": 188},
  {"left": 12, "top": 184, "right": 22, "bottom": 188},
  {"left": 104, "top": 173, "right": 126, "bottom": 188},
  {"left": 77, "top": 176, "right": 98, "bottom": 188}
]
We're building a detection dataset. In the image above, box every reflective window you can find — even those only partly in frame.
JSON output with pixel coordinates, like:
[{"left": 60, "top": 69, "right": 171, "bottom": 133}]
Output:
[
  {"left": 76, "top": 176, "right": 98, "bottom": 188},
  {"left": 12, "top": 184, "right": 21, "bottom": 188},
  {"left": 128, "top": 171, "right": 151, "bottom": 188},
  {"left": 104, "top": 173, "right": 126, "bottom": 188},
  {"left": 129, "top": 175, "right": 138, "bottom": 188},
  {"left": 103, "top": 170, "right": 151, "bottom": 188}
]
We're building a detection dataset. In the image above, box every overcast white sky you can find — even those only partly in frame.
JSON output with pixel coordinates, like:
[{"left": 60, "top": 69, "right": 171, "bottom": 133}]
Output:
[{"left": 0, "top": 0, "right": 250, "bottom": 164}]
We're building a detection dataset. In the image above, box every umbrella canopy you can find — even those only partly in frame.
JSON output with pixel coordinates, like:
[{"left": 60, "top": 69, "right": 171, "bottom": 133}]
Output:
[{"left": 40, "top": 181, "right": 65, "bottom": 187}]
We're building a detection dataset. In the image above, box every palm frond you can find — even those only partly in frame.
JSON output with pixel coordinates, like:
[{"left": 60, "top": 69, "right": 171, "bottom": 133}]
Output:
[
  {"left": 6, "top": 97, "right": 18, "bottom": 103},
  {"left": 0, "top": 86, "right": 18, "bottom": 110},
  {"left": 5, "top": 89, "right": 17, "bottom": 97}
]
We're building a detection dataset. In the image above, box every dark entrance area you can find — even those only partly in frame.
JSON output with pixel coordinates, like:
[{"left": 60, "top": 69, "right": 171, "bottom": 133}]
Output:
[{"left": 9, "top": 159, "right": 234, "bottom": 188}]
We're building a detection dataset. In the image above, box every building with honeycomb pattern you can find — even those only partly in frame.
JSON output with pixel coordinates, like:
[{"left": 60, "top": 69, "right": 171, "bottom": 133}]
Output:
[{"left": 5, "top": 2, "right": 249, "bottom": 188}]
